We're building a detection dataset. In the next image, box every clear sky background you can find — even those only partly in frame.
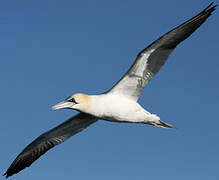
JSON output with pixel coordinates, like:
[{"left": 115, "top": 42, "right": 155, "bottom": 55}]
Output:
[{"left": 1, "top": 0, "right": 219, "bottom": 179}]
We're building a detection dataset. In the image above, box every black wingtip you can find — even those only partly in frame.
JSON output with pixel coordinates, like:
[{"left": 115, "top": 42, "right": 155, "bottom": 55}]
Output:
[
  {"left": 204, "top": 2, "right": 217, "bottom": 14},
  {"left": 3, "top": 172, "right": 9, "bottom": 179},
  {"left": 3, "top": 164, "right": 16, "bottom": 178},
  {"left": 204, "top": 2, "right": 214, "bottom": 11},
  {"left": 3, "top": 172, "right": 8, "bottom": 179}
]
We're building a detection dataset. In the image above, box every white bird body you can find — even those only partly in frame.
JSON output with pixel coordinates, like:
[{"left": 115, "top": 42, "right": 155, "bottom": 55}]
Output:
[{"left": 87, "top": 94, "right": 158, "bottom": 124}]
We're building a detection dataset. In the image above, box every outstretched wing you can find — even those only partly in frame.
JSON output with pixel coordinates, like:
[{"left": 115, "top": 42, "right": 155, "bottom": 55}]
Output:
[
  {"left": 108, "top": 3, "right": 216, "bottom": 101},
  {"left": 4, "top": 113, "right": 98, "bottom": 178}
]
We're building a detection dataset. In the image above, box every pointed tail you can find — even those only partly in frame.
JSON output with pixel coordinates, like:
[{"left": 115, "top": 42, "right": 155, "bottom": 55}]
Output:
[{"left": 150, "top": 120, "right": 176, "bottom": 129}]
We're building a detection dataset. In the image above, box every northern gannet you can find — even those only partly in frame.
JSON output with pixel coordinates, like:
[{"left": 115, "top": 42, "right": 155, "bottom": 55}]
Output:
[{"left": 4, "top": 3, "right": 216, "bottom": 178}]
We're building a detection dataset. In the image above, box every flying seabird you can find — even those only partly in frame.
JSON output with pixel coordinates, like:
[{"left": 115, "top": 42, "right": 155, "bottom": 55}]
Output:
[{"left": 4, "top": 3, "right": 216, "bottom": 178}]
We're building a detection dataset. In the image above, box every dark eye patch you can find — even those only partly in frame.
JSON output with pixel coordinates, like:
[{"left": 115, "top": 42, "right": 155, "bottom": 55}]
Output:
[{"left": 68, "top": 98, "right": 77, "bottom": 104}]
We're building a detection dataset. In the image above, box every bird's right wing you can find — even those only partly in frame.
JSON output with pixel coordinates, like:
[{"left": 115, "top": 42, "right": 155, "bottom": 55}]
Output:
[
  {"left": 4, "top": 113, "right": 98, "bottom": 178},
  {"left": 108, "top": 3, "right": 216, "bottom": 101}
]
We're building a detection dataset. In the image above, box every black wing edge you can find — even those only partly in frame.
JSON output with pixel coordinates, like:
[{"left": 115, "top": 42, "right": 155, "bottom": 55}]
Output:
[
  {"left": 3, "top": 113, "right": 97, "bottom": 178},
  {"left": 138, "top": 2, "right": 217, "bottom": 55}
]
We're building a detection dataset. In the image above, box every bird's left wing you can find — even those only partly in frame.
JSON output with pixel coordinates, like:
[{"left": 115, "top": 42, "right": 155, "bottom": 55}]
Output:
[
  {"left": 108, "top": 3, "right": 216, "bottom": 101},
  {"left": 4, "top": 113, "right": 98, "bottom": 178}
]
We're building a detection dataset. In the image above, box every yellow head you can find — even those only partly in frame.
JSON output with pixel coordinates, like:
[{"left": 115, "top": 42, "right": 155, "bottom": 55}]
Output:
[{"left": 52, "top": 93, "right": 91, "bottom": 112}]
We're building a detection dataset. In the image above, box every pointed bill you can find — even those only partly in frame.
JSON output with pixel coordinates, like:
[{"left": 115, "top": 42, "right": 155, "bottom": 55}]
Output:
[{"left": 51, "top": 101, "right": 75, "bottom": 110}]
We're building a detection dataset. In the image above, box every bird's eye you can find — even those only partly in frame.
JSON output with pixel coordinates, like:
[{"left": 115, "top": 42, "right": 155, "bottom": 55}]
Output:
[{"left": 68, "top": 98, "right": 77, "bottom": 104}]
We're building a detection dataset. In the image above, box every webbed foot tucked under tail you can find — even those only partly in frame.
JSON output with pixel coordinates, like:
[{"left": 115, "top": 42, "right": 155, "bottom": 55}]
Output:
[{"left": 150, "top": 120, "right": 176, "bottom": 129}]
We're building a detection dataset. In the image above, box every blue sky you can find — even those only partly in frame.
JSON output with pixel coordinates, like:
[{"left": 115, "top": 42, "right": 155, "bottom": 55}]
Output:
[{"left": 1, "top": 0, "right": 219, "bottom": 179}]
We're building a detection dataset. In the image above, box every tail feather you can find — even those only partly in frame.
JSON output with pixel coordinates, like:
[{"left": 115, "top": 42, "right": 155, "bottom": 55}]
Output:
[{"left": 150, "top": 120, "right": 176, "bottom": 129}]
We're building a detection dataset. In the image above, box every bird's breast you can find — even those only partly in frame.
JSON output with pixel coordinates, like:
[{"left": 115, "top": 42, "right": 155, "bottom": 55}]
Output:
[{"left": 89, "top": 94, "right": 146, "bottom": 123}]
